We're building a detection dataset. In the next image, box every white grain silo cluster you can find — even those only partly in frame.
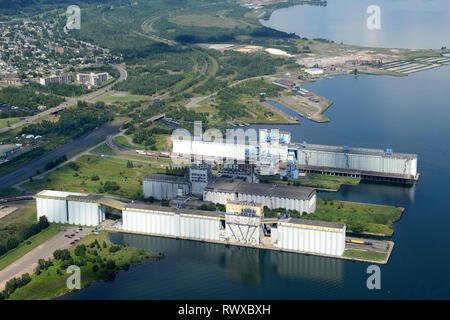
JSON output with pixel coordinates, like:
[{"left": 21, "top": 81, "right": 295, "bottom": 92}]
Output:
[
  {"left": 295, "top": 143, "right": 418, "bottom": 183},
  {"left": 35, "top": 190, "right": 105, "bottom": 226},
  {"left": 273, "top": 219, "right": 346, "bottom": 256},
  {"left": 142, "top": 174, "right": 191, "bottom": 200},
  {"left": 122, "top": 203, "right": 221, "bottom": 241},
  {"left": 203, "top": 178, "right": 317, "bottom": 214}
]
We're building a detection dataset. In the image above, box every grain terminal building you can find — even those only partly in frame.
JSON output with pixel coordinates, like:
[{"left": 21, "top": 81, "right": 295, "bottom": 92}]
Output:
[
  {"left": 35, "top": 191, "right": 346, "bottom": 257},
  {"left": 172, "top": 129, "right": 419, "bottom": 184},
  {"left": 203, "top": 178, "right": 317, "bottom": 214},
  {"left": 142, "top": 173, "right": 191, "bottom": 200},
  {"left": 292, "top": 142, "right": 418, "bottom": 184}
]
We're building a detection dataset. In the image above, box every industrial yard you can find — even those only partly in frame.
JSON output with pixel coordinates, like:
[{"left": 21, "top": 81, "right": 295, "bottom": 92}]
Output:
[{"left": 33, "top": 191, "right": 392, "bottom": 264}]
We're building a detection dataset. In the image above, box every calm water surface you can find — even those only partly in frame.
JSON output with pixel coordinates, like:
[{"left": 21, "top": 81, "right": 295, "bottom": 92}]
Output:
[
  {"left": 61, "top": 64, "right": 450, "bottom": 299},
  {"left": 261, "top": 0, "right": 450, "bottom": 49}
]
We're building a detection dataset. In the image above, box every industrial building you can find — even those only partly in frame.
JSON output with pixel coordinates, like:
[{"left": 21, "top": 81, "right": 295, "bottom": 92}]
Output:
[
  {"left": 272, "top": 219, "right": 346, "bottom": 256},
  {"left": 142, "top": 173, "right": 191, "bottom": 200},
  {"left": 34, "top": 190, "right": 347, "bottom": 257},
  {"left": 122, "top": 203, "right": 222, "bottom": 241},
  {"left": 225, "top": 201, "right": 265, "bottom": 244},
  {"left": 271, "top": 79, "right": 295, "bottom": 89},
  {"left": 121, "top": 200, "right": 344, "bottom": 256},
  {"left": 35, "top": 190, "right": 108, "bottom": 226},
  {"left": 293, "top": 142, "right": 418, "bottom": 184},
  {"left": 0, "top": 144, "right": 20, "bottom": 158},
  {"left": 190, "top": 163, "right": 213, "bottom": 196},
  {"left": 203, "top": 178, "right": 316, "bottom": 214},
  {"left": 172, "top": 129, "right": 419, "bottom": 184}
]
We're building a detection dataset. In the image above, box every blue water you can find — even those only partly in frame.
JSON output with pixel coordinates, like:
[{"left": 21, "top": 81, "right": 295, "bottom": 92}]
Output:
[
  {"left": 61, "top": 63, "right": 450, "bottom": 299},
  {"left": 261, "top": 0, "right": 450, "bottom": 49}
]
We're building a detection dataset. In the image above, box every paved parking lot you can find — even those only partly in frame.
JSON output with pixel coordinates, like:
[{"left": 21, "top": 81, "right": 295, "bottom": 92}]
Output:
[{"left": 0, "top": 226, "right": 93, "bottom": 291}]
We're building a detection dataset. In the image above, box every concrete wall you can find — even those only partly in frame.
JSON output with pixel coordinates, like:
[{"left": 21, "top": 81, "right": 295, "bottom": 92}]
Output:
[
  {"left": 298, "top": 149, "right": 417, "bottom": 176},
  {"left": 67, "top": 201, "right": 105, "bottom": 227},
  {"left": 276, "top": 223, "right": 346, "bottom": 256},
  {"left": 143, "top": 180, "right": 190, "bottom": 200},
  {"left": 203, "top": 190, "right": 316, "bottom": 214},
  {"left": 122, "top": 209, "right": 220, "bottom": 241},
  {"left": 36, "top": 198, "right": 104, "bottom": 226}
]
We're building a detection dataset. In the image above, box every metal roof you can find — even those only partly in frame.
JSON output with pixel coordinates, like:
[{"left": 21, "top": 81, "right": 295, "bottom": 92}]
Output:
[
  {"left": 205, "top": 178, "right": 316, "bottom": 200},
  {"left": 290, "top": 142, "right": 417, "bottom": 159},
  {"left": 286, "top": 218, "right": 345, "bottom": 230},
  {"left": 124, "top": 202, "right": 222, "bottom": 218},
  {"left": 143, "top": 173, "right": 189, "bottom": 184}
]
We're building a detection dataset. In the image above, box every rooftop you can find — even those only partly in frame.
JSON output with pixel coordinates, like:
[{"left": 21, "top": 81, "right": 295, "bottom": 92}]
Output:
[
  {"left": 36, "top": 190, "right": 102, "bottom": 201},
  {"left": 124, "top": 202, "right": 222, "bottom": 219},
  {"left": 290, "top": 142, "right": 417, "bottom": 159},
  {"left": 285, "top": 218, "right": 345, "bottom": 230},
  {"left": 0, "top": 144, "right": 20, "bottom": 153},
  {"left": 143, "top": 173, "right": 189, "bottom": 184},
  {"left": 205, "top": 178, "right": 316, "bottom": 200}
]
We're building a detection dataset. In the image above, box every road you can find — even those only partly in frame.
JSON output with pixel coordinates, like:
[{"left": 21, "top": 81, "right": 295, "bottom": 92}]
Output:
[
  {"left": 0, "top": 122, "right": 122, "bottom": 191},
  {"left": 0, "top": 65, "right": 127, "bottom": 134},
  {"left": 0, "top": 227, "right": 93, "bottom": 291}
]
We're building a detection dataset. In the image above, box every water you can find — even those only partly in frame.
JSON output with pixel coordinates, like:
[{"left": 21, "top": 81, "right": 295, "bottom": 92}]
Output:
[
  {"left": 261, "top": 0, "right": 450, "bottom": 49},
  {"left": 61, "top": 63, "right": 450, "bottom": 299},
  {"left": 61, "top": 1, "right": 450, "bottom": 300}
]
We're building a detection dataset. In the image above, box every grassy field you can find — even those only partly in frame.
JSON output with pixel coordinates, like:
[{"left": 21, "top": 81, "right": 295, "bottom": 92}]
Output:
[
  {"left": 0, "top": 201, "right": 37, "bottom": 248},
  {"left": 169, "top": 14, "right": 240, "bottom": 28},
  {"left": 0, "top": 117, "right": 22, "bottom": 129},
  {"left": 115, "top": 135, "right": 145, "bottom": 150},
  {"left": 0, "top": 225, "right": 62, "bottom": 271},
  {"left": 343, "top": 249, "right": 388, "bottom": 262},
  {"left": 115, "top": 134, "right": 170, "bottom": 152},
  {"left": 7, "top": 231, "right": 156, "bottom": 300},
  {"left": 306, "top": 199, "right": 403, "bottom": 236},
  {"left": 98, "top": 92, "right": 152, "bottom": 103},
  {"left": 20, "top": 155, "right": 166, "bottom": 199},
  {"left": 241, "top": 101, "right": 290, "bottom": 124},
  {"left": 260, "top": 173, "right": 361, "bottom": 190}
]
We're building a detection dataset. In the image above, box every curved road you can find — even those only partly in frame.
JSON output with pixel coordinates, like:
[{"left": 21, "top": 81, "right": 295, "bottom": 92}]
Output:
[
  {"left": 0, "top": 65, "right": 127, "bottom": 134},
  {"left": 0, "top": 122, "right": 123, "bottom": 191},
  {"left": 0, "top": 65, "right": 128, "bottom": 191}
]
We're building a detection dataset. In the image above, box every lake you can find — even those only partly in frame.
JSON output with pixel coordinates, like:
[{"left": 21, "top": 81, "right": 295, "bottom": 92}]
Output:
[{"left": 261, "top": 0, "right": 450, "bottom": 49}]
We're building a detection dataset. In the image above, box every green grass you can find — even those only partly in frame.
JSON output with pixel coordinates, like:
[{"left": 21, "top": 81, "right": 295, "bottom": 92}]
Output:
[
  {"left": 0, "top": 187, "right": 21, "bottom": 198},
  {"left": 115, "top": 135, "right": 144, "bottom": 150},
  {"left": 0, "top": 117, "right": 22, "bottom": 129},
  {"left": 260, "top": 173, "right": 361, "bottom": 190},
  {"left": 90, "top": 143, "right": 119, "bottom": 156},
  {"left": 305, "top": 199, "right": 403, "bottom": 236},
  {"left": 20, "top": 155, "right": 166, "bottom": 199},
  {"left": 241, "top": 101, "right": 290, "bottom": 124},
  {"left": 0, "top": 225, "right": 63, "bottom": 271},
  {"left": 0, "top": 201, "right": 37, "bottom": 247},
  {"left": 98, "top": 93, "right": 151, "bottom": 103},
  {"left": 7, "top": 231, "right": 155, "bottom": 300},
  {"left": 343, "top": 249, "right": 388, "bottom": 262},
  {"left": 115, "top": 134, "right": 170, "bottom": 152},
  {"left": 169, "top": 14, "right": 240, "bottom": 28}
]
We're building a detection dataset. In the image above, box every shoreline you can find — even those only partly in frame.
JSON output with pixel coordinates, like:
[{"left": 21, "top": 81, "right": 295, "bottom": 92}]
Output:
[{"left": 106, "top": 228, "right": 393, "bottom": 265}]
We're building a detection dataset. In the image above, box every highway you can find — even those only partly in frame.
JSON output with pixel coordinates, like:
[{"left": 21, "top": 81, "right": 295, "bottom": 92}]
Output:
[
  {"left": 0, "top": 122, "right": 122, "bottom": 191},
  {"left": 0, "top": 65, "right": 127, "bottom": 134}
]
